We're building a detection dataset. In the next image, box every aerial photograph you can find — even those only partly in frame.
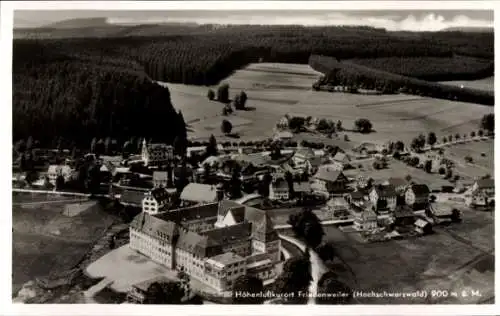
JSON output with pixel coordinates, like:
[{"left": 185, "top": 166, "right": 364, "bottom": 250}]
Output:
[{"left": 11, "top": 6, "right": 494, "bottom": 306}]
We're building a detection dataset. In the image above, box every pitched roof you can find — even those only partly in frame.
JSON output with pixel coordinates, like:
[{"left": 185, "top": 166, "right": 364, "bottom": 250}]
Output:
[
  {"left": 373, "top": 184, "right": 397, "bottom": 197},
  {"left": 333, "top": 152, "right": 350, "bottom": 162},
  {"left": 414, "top": 218, "right": 430, "bottom": 228},
  {"left": 271, "top": 178, "right": 289, "bottom": 190},
  {"left": 180, "top": 183, "right": 218, "bottom": 203},
  {"left": 294, "top": 181, "right": 312, "bottom": 193},
  {"left": 295, "top": 147, "right": 315, "bottom": 159},
  {"left": 408, "top": 184, "right": 430, "bottom": 196},
  {"left": 313, "top": 167, "right": 344, "bottom": 182},
  {"left": 308, "top": 156, "right": 324, "bottom": 168},
  {"left": 176, "top": 227, "right": 221, "bottom": 258},
  {"left": 349, "top": 191, "right": 365, "bottom": 200},
  {"left": 476, "top": 178, "right": 494, "bottom": 189},
  {"left": 229, "top": 207, "right": 246, "bottom": 223},
  {"left": 203, "top": 222, "right": 252, "bottom": 246},
  {"left": 387, "top": 177, "right": 407, "bottom": 187},
  {"left": 155, "top": 203, "right": 219, "bottom": 224},
  {"left": 148, "top": 187, "right": 169, "bottom": 203},
  {"left": 130, "top": 212, "right": 177, "bottom": 242},
  {"left": 153, "top": 171, "right": 168, "bottom": 181},
  {"left": 217, "top": 200, "right": 246, "bottom": 219},
  {"left": 121, "top": 190, "right": 146, "bottom": 205}
]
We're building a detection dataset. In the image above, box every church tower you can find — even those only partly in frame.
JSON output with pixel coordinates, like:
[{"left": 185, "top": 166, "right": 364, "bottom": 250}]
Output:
[{"left": 141, "top": 138, "right": 149, "bottom": 166}]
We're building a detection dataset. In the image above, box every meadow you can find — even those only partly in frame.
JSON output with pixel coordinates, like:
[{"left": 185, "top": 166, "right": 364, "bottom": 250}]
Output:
[
  {"left": 440, "top": 77, "right": 494, "bottom": 93},
  {"left": 161, "top": 63, "right": 494, "bottom": 148}
]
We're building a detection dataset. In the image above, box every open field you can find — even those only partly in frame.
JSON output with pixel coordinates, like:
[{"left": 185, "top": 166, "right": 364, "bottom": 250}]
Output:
[
  {"left": 323, "top": 223, "right": 494, "bottom": 304},
  {"left": 160, "top": 63, "right": 493, "bottom": 146},
  {"left": 443, "top": 139, "right": 494, "bottom": 177},
  {"left": 12, "top": 195, "right": 117, "bottom": 295},
  {"left": 440, "top": 77, "right": 494, "bottom": 93}
]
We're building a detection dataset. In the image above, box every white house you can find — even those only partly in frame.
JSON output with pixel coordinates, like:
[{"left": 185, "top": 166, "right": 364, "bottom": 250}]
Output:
[
  {"left": 142, "top": 188, "right": 170, "bottom": 214},
  {"left": 369, "top": 185, "right": 397, "bottom": 213},
  {"left": 405, "top": 184, "right": 430, "bottom": 208},
  {"left": 47, "top": 165, "right": 73, "bottom": 184},
  {"left": 141, "top": 139, "right": 174, "bottom": 167}
]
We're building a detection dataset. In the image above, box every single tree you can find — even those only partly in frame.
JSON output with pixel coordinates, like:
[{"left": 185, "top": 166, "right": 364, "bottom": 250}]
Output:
[
  {"left": 145, "top": 281, "right": 184, "bottom": 304},
  {"left": 273, "top": 255, "right": 312, "bottom": 304},
  {"left": 424, "top": 160, "right": 433, "bottom": 173},
  {"left": 284, "top": 171, "right": 295, "bottom": 199},
  {"left": 55, "top": 174, "right": 65, "bottom": 191},
  {"left": 438, "top": 167, "right": 446, "bottom": 175},
  {"left": 207, "top": 89, "right": 215, "bottom": 101},
  {"left": 480, "top": 113, "right": 494, "bottom": 134},
  {"left": 478, "top": 129, "right": 484, "bottom": 137},
  {"left": 470, "top": 131, "right": 476, "bottom": 138},
  {"left": 448, "top": 135, "right": 453, "bottom": 142},
  {"left": 354, "top": 118, "right": 373, "bottom": 133},
  {"left": 221, "top": 119, "right": 233, "bottom": 135},
  {"left": 217, "top": 83, "right": 230, "bottom": 103},
  {"left": 205, "top": 134, "right": 218, "bottom": 157},
  {"left": 336, "top": 120, "right": 343, "bottom": 131},
  {"left": 229, "top": 165, "right": 242, "bottom": 199},
  {"left": 427, "top": 132, "right": 437, "bottom": 147},
  {"left": 442, "top": 136, "right": 448, "bottom": 143},
  {"left": 464, "top": 156, "right": 473, "bottom": 163},
  {"left": 455, "top": 133, "right": 461, "bottom": 141}
]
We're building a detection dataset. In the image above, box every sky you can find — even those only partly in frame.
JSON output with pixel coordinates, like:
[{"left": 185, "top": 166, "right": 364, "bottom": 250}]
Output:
[{"left": 14, "top": 10, "right": 494, "bottom": 31}]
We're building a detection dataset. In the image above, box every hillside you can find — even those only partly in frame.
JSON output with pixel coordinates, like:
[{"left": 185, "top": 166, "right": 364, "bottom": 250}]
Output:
[
  {"left": 44, "top": 17, "right": 112, "bottom": 29},
  {"left": 13, "top": 40, "right": 186, "bottom": 147}
]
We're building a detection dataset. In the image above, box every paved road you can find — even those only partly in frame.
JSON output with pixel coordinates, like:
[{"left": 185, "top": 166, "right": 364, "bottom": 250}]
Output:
[{"left": 279, "top": 234, "right": 327, "bottom": 305}]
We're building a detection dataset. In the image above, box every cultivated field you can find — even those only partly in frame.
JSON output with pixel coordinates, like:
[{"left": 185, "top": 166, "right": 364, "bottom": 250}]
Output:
[
  {"left": 160, "top": 63, "right": 493, "bottom": 147},
  {"left": 12, "top": 195, "right": 117, "bottom": 295},
  {"left": 323, "top": 222, "right": 494, "bottom": 304},
  {"left": 440, "top": 77, "right": 494, "bottom": 93},
  {"left": 443, "top": 139, "right": 494, "bottom": 178}
]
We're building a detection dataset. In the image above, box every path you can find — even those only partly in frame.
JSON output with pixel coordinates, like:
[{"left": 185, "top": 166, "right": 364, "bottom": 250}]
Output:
[
  {"left": 13, "top": 198, "right": 89, "bottom": 207},
  {"left": 279, "top": 234, "right": 327, "bottom": 305}
]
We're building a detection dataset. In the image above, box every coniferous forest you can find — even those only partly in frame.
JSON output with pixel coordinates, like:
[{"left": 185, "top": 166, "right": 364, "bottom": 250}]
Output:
[{"left": 13, "top": 25, "right": 494, "bottom": 146}]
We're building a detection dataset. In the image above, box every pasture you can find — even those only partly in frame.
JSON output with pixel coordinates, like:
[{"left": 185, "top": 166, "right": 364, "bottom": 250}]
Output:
[
  {"left": 160, "top": 63, "right": 494, "bottom": 147},
  {"left": 440, "top": 77, "right": 494, "bottom": 93},
  {"left": 323, "top": 224, "right": 494, "bottom": 304}
]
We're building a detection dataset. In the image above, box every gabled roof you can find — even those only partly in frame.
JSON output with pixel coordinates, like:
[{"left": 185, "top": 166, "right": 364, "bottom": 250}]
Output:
[
  {"left": 271, "top": 178, "right": 289, "bottom": 190},
  {"left": 218, "top": 200, "right": 246, "bottom": 219},
  {"left": 121, "top": 190, "right": 146, "bottom": 205},
  {"left": 313, "top": 167, "right": 344, "bottom": 182},
  {"left": 130, "top": 212, "right": 178, "bottom": 242},
  {"left": 147, "top": 187, "right": 169, "bottom": 203},
  {"left": 414, "top": 218, "right": 430, "bottom": 228},
  {"left": 408, "top": 184, "right": 430, "bottom": 196},
  {"left": 153, "top": 171, "right": 168, "bottom": 181},
  {"left": 372, "top": 184, "right": 397, "bottom": 197},
  {"left": 332, "top": 152, "right": 350, "bottom": 163},
  {"left": 180, "top": 183, "right": 218, "bottom": 203},
  {"left": 349, "top": 191, "right": 366, "bottom": 200},
  {"left": 155, "top": 203, "right": 219, "bottom": 224},
  {"left": 203, "top": 222, "right": 252, "bottom": 245},
  {"left": 307, "top": 156, "right": 324, "bottom": 168},
  {"left": 176, "top": 227, "right": 221, "bottom": 258},
  {"left": 476, "top": 178, "right": 494, "bottom": 189},
  {"left": 295, "top": 147, "right": 315, "bottom": 159},
  {"left": 386, "top": 177, "right": 407, "bottom": 187}
]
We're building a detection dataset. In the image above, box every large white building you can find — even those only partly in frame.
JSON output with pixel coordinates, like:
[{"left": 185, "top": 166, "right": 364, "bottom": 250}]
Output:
[
  {"left": 129, "top": 200, "right": 281, "bottom": 293},
  {"left": 141, "top": 139, "right": 174, "bottom": 167}
]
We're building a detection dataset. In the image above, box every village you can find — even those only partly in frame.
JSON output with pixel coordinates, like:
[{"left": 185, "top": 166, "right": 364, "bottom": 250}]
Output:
[{"left": 11, "top": 106, "right": 495, "bottom": 303}]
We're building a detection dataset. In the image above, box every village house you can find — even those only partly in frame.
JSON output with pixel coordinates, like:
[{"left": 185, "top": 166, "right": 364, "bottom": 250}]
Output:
[
  {"left": 344, "top": 191, "right": 368, "bottom": 206},
  {"left": 142, "top": 188, "right": 170, "bottom": 215},
  {"left": 414, "top": 219, "right": 432, "bottom": 235},
  {"left": 47, "top": 165, "right": 73, "bottom": 184},
  {"left": 311, "top": 167, "right": 348, "bottom": 197},
  {"left": 465, "top": 178, "right": 495, "bottom": 207},
  {"left": 153, "top": 171, "right": 169, "bottom": 188},
  {"left": 405, "top": 184, "right": 431, "bottom": 209},
  {"left": 369, "top": 184, "right": 397, "bottom": 214},
  {"left": 393, "top": 207, "right": 416, "bottom": 226},
  {"left": 427, "top": 204, "right": 459, "bottom": 224},
  {"left": 351, "top": 205, "right": 378, "bottom": 231},
  {"left": 129, "top": 200, "right": 281, "bottom": 293},
  {"left": 293, "top": 147, "right": 316, "bottom": 164},
  {"left": 269, "top": 178, "right": 290, "bottom": 201},
  {"left": 180, "top": 183, "right": 224, "bottom": 206},
  {"left": 141, "top": 139, "right": 174, "bottom": 167},
  {"left": 276, "top": 116, "right": 290, "bottom": 130},
  {"left": 331, "top": 152, "right": 351, "bottom": 168},
  {"left": 273, "top": 131, "right": 294, "bottom": 142},
  {"left": 384, "top": 178, "right": 408, "bottom": 195},
  {"left": 326, "top": 197, "right": 350, "bottom": 218}
]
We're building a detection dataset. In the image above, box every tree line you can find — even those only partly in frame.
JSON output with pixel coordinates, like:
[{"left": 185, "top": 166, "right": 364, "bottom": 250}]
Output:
[{"left": 309, "top": 55, "right": 494, "bottom": 106}]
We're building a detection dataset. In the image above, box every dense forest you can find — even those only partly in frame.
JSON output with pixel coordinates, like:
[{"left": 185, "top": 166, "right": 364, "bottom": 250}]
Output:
[
  {"left": 13, "top": 40, "right": 186, "bottom": 147},
  {"left": 309, "top": 55, "right": 494, "bottom": 106},
  {"left": 13, "top": 25, "right": 494, "bottom": 145}
]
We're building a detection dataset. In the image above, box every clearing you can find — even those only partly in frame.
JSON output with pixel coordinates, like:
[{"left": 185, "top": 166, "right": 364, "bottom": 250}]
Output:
[
  {"left": 160, "top": 63, "right": 493, "bottom": 147},
  {"left": 440, "top": 77, "right": 494, "bottom": 93}
]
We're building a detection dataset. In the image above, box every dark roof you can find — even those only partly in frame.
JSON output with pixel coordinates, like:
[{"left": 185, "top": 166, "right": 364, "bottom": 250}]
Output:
[
  {"left": 176, "top": 227, "right": 221, "bottom": 258},
  {"left": 149, "top": 187, "right": 169, "bottom": 203},
  {"left": 313, "top": 167, "right": 344, "bottom": 182},
  {"left": 349, "top": 191, "right": 365, "bottom": 200},
  {"left": 387, "top": 177, "right": 407, "bottom": 187},
  {"left": 130, "top": 212, "right": 178, "bottom": 242},
  {"left": 373, "top": 184, "right": 396, "bottom": 197},
  {"left": 203, "top": 222, "right": 252, "bottom": 245},
  {"left": 217, "top": 200, "right": 246, "bottom": 219},
  {"left": 476, "top": 178, "right": 494, "bottom": 189},
  {"left": 229, "top": 207, "right": 246, "bottom": 223},
  {"left": 271, "top": 178, "right": 288, "bottom": 190},
  {"left": 408, "top": 184, "right": 430, "bottom": 196},
  {"left": 120, "top": 190, "right": 146, "bottom": 205},
  {"left": 155, "top": 203, "right": 218, "bottom": 224},
  {"left": 153, "top": 171, "right": 168, "bottom": 181}
]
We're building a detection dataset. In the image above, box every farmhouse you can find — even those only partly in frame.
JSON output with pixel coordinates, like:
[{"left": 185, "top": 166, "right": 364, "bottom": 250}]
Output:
[
  {"left": 293, "top": 147, "right": 316, "bottom": 163},
  {"left": 269, "top": 178, "right": 290, "bottom": 201},
  {"left": 369, "top": 184, "right": 397, "bottom": 213},
  {"left": 129, "top": 200, "right": 281, "bottom": 293},
  {"left": 141, "top": 139, "right": 174, "bottom": 167},
  {"left": 465, "top": 178, "right": 495, "bottom": 207},
  {"left": 180, "top": 183, "right": 223, "bottom": 206},
  {"left": 47, "top": 165, "right": 73, "bottom": 183},
  {"left": 352, "top": 206, "right": 377, "bottom": 231},
  {"left": 326, "top": 197, "right": 350, "bottom": 218},
  {"left": 311, "top": 167, "right": 348, "bottom": 197},
  {"left": 332, "top": 152, "right": 351, "bottom": 166},
  {"left": 152, "top": 171, "right": 169, "bottom": 188},
  {"left": 414, "top": 219, "right": 432, "bottom": 235},
  {"left": 405, "top": 184, "right": 431, "bottom": 209},
  {"left": 383, "top": 178, "right": 408, "bottom": 195}
]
